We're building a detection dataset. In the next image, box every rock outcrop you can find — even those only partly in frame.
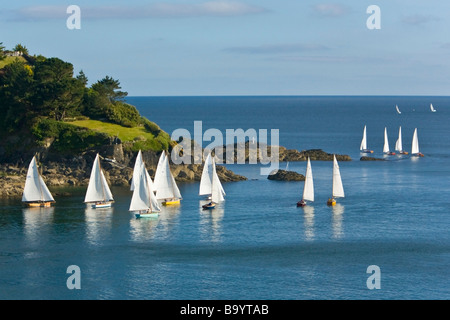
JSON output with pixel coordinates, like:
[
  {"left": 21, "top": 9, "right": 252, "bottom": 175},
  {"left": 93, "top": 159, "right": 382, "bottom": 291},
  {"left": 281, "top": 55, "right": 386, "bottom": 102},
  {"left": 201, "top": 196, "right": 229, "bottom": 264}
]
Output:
[
  {"left": 360, "top": 156, "right": 385, "bottom": 161},
  {"left": 267, "top": 169, "right": 305, "bottom": 181},
  {"left": 213, "top": 141, "right": 351, "bottom": 163}
]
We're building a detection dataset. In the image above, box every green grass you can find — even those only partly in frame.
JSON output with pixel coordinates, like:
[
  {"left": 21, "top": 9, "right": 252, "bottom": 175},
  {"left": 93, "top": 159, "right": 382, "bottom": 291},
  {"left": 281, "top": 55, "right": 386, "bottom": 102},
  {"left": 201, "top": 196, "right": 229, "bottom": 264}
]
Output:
[
  {"left": 71, "top": 119, "right": 155, "bottom": 142},
  {"left": 0, "top": 56, "right": 27, "bottom": 69}
]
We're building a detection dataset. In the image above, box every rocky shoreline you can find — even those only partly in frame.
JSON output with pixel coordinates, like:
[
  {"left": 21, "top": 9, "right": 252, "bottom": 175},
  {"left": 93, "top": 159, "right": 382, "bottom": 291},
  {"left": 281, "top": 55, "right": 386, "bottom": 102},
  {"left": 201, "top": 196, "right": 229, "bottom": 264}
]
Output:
[
  {"left": 0, "top": 144, "right": 247, "bottom": 198},
  {"left": 0, "top": 140, "right": 352, "bottom": 197}
]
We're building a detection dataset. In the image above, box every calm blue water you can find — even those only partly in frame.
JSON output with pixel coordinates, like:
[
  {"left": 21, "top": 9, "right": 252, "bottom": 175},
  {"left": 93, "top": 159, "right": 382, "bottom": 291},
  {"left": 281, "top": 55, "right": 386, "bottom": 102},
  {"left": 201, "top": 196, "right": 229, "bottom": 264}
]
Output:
[{"left": 1, "top": 96, "right": 449, "bottom": 300}]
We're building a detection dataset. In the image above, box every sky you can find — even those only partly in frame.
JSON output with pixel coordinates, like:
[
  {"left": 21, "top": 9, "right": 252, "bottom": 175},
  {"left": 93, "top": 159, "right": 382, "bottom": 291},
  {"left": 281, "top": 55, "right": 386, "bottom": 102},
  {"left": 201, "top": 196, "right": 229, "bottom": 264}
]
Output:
[{"left": 1, "top": 0, "right": 450, "bottom": 96}]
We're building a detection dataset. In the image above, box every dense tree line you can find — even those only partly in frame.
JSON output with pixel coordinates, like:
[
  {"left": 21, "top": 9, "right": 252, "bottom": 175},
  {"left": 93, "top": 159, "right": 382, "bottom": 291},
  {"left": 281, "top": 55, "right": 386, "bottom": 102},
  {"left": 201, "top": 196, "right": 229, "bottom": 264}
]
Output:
[{"left": 0, "top": 46, "right": 142, "bottom": 135}]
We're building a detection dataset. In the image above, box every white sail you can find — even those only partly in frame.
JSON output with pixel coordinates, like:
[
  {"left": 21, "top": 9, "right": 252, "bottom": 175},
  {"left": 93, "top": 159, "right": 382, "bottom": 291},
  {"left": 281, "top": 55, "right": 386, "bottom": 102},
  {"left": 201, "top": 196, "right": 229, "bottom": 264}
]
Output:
[
  {"left": 383, "top": 127, "right": 390, "bottom": 153},
  {"left": 395, "top": 126, "right": 403, "bottom": 152},
  {"left": 22, "top": 156, "right": 55, "bottom": 203},
  {"left": 153, "top": 151, "right": 167, "bottom": 193},
  {"left": 129, "top": 163, "right": 160, "bottom": 212},
  {"left": 396, "top": 105, "right": 401, "bottom": 114},
  {"left": 360, "top": 125, "right": 367, "bottom": 150},
  {"left": 411, "top": 128, "right": 420, "bottom": 154},
  {"left": 430, "top": 103, "right": 436, "bottom": 112},
  {"left": 130, "top": 150, "right": 143, "bottom": 191},
  {"left": 154, "top": 152, "right": 182, "bottom": 200},
  {"left": 84, "top": 154, "right": 114, "bottom": 203},
  {"left": 211, "top": 158, "right": 225, "bottom": 203},
  {"left": 302, "top": 157, "right": 314, "bottom": 202},
  {"left": 332, "top": 155, "right": 345, "bottom": 199},
  {"left": 199, "top": 153, "right": 213, "bottom": 196}
]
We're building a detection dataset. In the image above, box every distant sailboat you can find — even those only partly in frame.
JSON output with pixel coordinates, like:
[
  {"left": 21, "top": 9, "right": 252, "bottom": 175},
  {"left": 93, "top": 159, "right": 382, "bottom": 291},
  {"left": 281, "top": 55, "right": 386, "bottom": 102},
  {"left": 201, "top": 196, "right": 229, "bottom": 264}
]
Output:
[
  {"left": 411, "top": 128, "right": 424, "bottom": 157},
  {"left": 360, "top": 125, "right": 373, "bottom": 153},
  {"left": 22, "top": 156, "right": 55, "bottom": 207},
  {"left": 297, "top": 157, "right": 314, "bottom": 207},
  {"left": 202, "top": 156, "right": 225, "bottom": 210},
  {"left": 153, "top": 151, "right": 182, "bottom": 205},
  {"left": 84, "top": 154, "right": 114, "bottom": 208},
  {"left": 430, "top": 103, "right": 437, "bottom": 112},
  {"left": 394, "top": 126, "right": 408, "bottom": 155},
  {"left": 327, "top": 155, "right": 345, "bottom": 206},
  {"left": 396, "top": 105, "right": 401, "bottom": 114},
  {"left": 129, "top": 160, "right": 161, "bottom": 219},
  {"left": 383, "top": 127, "right": 396, "bottom": 155}
]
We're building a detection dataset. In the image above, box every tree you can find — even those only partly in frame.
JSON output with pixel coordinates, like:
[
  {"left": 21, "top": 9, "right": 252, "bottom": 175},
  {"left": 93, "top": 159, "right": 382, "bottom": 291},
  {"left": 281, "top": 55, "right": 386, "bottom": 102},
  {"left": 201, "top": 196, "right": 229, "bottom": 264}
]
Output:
[
  {"left": 91, "top": 76, "right": 127, "bottom": 103},
  {"left": 0, "top": 42, "right": 5, "bottom": 61},
  {"left": 13, "top": 44, "right": 29, "bottom": 55},
  {"left": 0, "top": 60, "right": 34, "bottom": 130},
  {"left": 32, "top": 57, "right": 84, "bottom": 121}
]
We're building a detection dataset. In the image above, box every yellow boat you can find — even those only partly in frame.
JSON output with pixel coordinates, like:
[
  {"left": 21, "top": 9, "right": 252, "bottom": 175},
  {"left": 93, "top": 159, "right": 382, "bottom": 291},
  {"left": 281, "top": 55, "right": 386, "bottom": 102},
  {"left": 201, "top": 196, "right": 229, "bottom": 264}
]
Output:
[
  {"left": 162, "top": 198, "right": 181, "bottom": 206},
  {"left": 26, "top": 201, "right": 54, "bottom": 208},
  {"left": 22, "top": 156, "right": 56, "bottom": 208},
  {"left": 327, "top": 155, "right": 344, "bottom": 207}
]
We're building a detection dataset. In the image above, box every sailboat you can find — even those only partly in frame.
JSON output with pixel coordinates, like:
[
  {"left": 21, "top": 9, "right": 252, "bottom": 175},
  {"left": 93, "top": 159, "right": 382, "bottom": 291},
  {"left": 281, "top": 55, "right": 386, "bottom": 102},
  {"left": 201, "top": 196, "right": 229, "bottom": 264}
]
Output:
[
  {"left": 129, "top": 161, "right": 161, "bottom": 218},
  {"left": 360, "top": 125, "right": 373, "bottom": 154},
  {"left": 84, "top": 154, "right": 114, "bottom": 208},
  {"left": 394, "top": 126, "right": 408, "bottom": 155},
  {"left": 297, "top": 157, "right": 314, "bottom": 207},
  {"left": 153, "top": 151, "right": 182, "bottom": 205},
  {"left": 199, "top": 153, "right": 225, "bottom": 201},
  {"left": 430, "top": 103, "right": 437, "bottom": 112},
  {"left": 411, "top": 128, "right": 424, "bottom": 157},
  {"left": 130, "top": 150, "right": 143, "bottom": 191},
  {"left": 202, "top": 156, "right": 225, "bottom": 210},
  {"left": 327, "top": 155, "right": 345, "bottom": 206},
  {"left": 396, "top": 105, "right": 401, "bottom": 114},
  {"left": 383, "top": 127, "right": 396, "bottom": 155},
  {"left": 22, "top": 156, "right": 55, "bottom": 207}
]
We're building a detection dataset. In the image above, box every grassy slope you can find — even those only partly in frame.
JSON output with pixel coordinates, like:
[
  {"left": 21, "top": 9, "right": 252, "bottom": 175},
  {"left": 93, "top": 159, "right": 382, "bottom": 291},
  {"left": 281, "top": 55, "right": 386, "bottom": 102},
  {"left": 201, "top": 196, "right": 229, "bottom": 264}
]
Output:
[
  {"left": 0, "top": 56, "right": 26, "bottom": 69},
  {"left": 70, "top": 119, "right": 155, "bottom": 141}
]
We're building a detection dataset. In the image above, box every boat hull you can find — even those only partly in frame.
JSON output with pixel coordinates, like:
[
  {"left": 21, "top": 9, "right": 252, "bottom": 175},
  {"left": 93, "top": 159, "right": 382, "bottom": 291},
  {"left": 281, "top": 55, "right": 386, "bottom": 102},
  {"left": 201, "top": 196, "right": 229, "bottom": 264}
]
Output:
[
  {"left": 135, "top": 213, "right": 159, "bottom": 219},
  {"left": 202, "top": 202, "right": 216, "bottom": 210},
  {"left": 135, "top": 210, "right": 159, "bottom": 219},
  {"left": 162, "top": 199, "right": 181, "bottom": 206},
  {"left": 26, "top": 202, "right": 53, "bottom": 208},
  {"left": 297, "top": 200, "right": 306, "bottom": 207},
  {"left": 91, "top": 202, "right": 113, "bottom": 209},
  {"left": 361, "top": 149, "right": 374, "bottom": 154}
]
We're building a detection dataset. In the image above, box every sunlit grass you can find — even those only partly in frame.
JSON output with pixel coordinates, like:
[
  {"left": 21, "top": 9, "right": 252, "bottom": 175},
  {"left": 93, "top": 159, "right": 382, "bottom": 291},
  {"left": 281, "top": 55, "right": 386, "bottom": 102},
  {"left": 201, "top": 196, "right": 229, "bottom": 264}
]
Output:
[{"left": 71, "top": 120, "right": 155, "bottom": 142}]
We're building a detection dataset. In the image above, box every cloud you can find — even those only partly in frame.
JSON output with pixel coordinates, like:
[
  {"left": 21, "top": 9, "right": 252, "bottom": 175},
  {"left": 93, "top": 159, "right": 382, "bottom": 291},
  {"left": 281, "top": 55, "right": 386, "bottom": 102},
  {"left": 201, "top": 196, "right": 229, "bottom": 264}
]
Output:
[
  {"left": 401, "top": 14, "right": 440, "bottom": 26},
  {"left": 11, "top": 1, "right": 268, "bottom": 21},
  {"left": 224, "top": 43, "right": 330, "bottom": 54},
  {"left": 311, "top": 3, "right": 350, "bottom": 18}
]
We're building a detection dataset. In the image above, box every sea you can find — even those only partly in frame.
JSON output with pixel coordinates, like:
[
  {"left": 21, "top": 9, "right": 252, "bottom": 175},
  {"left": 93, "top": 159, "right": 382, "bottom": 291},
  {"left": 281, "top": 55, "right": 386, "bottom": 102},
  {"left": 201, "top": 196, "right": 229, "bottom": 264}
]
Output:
[{"left": 0, "top": 96, "right": 449, "bottom": 301}]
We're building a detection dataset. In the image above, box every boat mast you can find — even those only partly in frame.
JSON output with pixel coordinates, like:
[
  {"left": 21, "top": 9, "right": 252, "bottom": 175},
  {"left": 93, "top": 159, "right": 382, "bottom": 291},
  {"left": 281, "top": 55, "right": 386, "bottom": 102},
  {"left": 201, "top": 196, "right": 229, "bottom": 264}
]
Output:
[
  {"left": 37, "top": 156, "right": 44, "bottom": 202},
  {"left": 98, "top": 154, "right": 106, "bottom": 202}
]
